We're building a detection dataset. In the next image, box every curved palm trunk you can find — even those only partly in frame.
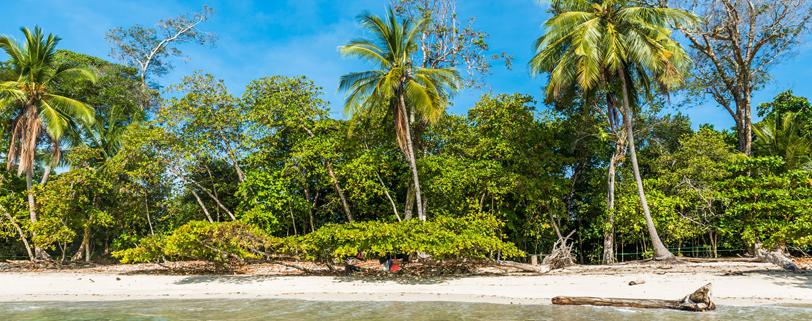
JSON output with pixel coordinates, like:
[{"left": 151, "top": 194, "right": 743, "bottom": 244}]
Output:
[
  {"left": 398, "top": 93, "right": 425, "bottom": 221},
  {"left": 619, "top": 71, "right": 673, "bottom": 261}
]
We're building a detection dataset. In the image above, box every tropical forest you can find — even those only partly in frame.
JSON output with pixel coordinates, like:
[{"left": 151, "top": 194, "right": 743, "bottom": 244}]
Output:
[{"left": 1, "top": 0, "right": 811, "bottom": 276}]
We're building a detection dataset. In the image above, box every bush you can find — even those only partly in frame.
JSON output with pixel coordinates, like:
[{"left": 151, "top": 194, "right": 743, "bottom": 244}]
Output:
[
  {"left": 114, "top": 215, "right": 524, "bottom": 266},
  {"left": 113, "top": 221, "right": 284, "bottom": 264},
  {"left": 288, "top": 214, "right": 525, "bottom": 262}
]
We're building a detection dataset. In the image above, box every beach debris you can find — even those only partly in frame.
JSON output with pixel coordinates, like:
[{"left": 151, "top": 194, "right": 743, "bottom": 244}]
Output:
[
  {"left": 496, "top": 260, "right": 550, "bottom": 273},
  {"left": 628, "top": 279, "right": 645, "bottom": 286},
  {"left": 552, "top": 283, "right": 716, "bottom": 312},
  {"left": 543, "top": 230, "right": 576, "bottom": 270},
  {"left": 756, "top": 246, "right": 802, "bottom": 273}
]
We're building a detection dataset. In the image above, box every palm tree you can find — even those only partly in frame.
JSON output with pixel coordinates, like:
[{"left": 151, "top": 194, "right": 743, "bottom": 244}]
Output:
[
  {"left": 530, "top": 0, "right": 696, "bottom": 260},
  {"left": 0, "top": 27, "right": 96, "bottom": 259},
  {"left": 754, "top": 112, "right": 812, "bottom": 171},
  {"left": 339, "top": 8, "right": 461, "bottom": 221}
]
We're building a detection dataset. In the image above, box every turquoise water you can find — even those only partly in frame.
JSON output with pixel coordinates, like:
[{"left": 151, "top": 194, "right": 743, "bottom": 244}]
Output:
[{"left": 1, "top": 300, "right": 811, "bottom": 321}]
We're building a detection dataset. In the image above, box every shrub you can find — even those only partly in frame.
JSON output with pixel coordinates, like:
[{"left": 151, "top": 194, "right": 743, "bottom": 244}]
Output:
[
  {"left": 113, "top": 220, "right": 284, "bottom": 264},
  {"left": 114, "top": 215, "right": 524, "bottom": 266},
  {"left": 288, "top": 214, "right": 525, "bottom": 262}
]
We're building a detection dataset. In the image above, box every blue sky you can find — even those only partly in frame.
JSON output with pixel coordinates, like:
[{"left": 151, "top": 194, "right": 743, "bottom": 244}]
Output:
[{"left": 2, "top": 0, "right": 811, "bottom": 130}]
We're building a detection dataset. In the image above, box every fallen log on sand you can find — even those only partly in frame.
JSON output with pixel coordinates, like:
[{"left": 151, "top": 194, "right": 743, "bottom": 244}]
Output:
[
  {"left": 757, "top": 249, "right": 802, "bottom": 273},
  {"left": 496, "top": 260, "right": 550, "bottom": 273},
  {"left": 552, "top": 283, "right": 716, "bottom": 312}
]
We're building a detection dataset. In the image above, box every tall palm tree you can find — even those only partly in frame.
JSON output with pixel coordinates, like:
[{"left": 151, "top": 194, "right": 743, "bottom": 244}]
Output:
[
  {"left": 530, "top": 0, "right": 696, "bottom": 260},
  {"left": 339, "top": 8, "right": 461, "bottom": 221},
  {"left": 754, "top": 112, "right": 812, "bottom": 171},
  {"left": 0, "top": 27, "right": 96, "bottom": 260}
]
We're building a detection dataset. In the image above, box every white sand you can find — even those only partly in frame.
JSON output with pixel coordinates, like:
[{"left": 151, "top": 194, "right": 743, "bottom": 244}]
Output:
[{"left": 0, "top": 262, "right": 810, "bottom": 306}]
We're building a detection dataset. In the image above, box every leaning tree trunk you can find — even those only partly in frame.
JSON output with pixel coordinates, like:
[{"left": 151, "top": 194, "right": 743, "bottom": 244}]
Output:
[
  {"left": 326, "top": 162, "right": 353, "bottom": 222},
  {"left": 398, "top": 93, "right": 425, "bottom": 221},
  {"left": 619, "top": 71, "right": 674, "bottom": 261},
  {"left": 1, "top": 206, "right": 34, "bottom": 260},
  {"left": 755, "top": 243, "right": 802, "bottom": 273},
  {"left": 301, "top": 126, "right": 354, "bottom": 223}
]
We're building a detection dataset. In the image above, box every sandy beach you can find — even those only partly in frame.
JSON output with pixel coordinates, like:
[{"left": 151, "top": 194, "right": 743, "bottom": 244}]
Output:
[{"left": 0, "top": 261, "right": 809, "bottom": 306}]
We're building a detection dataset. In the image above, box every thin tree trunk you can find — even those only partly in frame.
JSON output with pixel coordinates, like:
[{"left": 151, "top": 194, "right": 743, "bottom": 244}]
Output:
[
  {"left": 326, "top": 162, "right": 353, "bottom": 222},
  {"left": 191, "top": 190, "right": 214, "bottom": 222},
  {"left": 399, "top": 93, "right": 425, "bottom": 221},
  {"left": 602, "top": 146, "right": 619, "bottom": 264},
  {"left": 289, "top": 205, "right": 298, "bottom": 235},
  {"left": 143, "top": 191, "right": 154, "bottom": 236},
  {"left": 619, "top": 70, "right": 674, "bottom": 261},
  {"left": 85, "top": 228, "right": 91, "bottom": 263},
  {"left": 376, "top": 171, "right": 401, "bottom": 222},
  {"left": 1, "top": 206, "right": 33, "bottom": 260},
  {"left": 26, "top": 168, "right": 48, "bottom": 260},
  {"left": 303, "top": 184, "right": 316, "bottom": 233},
  {"left": 301, "top": 126, "right": 353, "bottom": 223},
  {"left": 180, "top": 174, "right": 235, "bottom": 220}
]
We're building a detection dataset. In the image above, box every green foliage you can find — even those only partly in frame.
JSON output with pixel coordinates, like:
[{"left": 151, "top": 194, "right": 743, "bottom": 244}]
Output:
[
  {"left": 721, "top": 157, "right": 812, "bottom": 248},
  {"left": 113, "top": 221, "right": 283, "bottom": 264},
  {"left": 289, "top": 214, "right": 524, "bottom": 262}
]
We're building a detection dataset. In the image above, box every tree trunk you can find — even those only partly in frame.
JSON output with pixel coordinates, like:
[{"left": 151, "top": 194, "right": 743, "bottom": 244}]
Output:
[
  {"left": 71, "top": 225, "right": 91, "bottom": 262},
  {"left": 181, "top": 175, "right": 235, "bottom": 220},
  {"left": 300, "top": 126, "right": 353, "bottom": 223},
  {"left": 552, "top": 283, "right": 716, "bottom": 312},
  {"left": 603, "top": 132, "right": 626, "bottom": 265},
  {"left": 399, "top": 93, "right": 425, "bottom": 221},
  {"left": 303, "top": 185, "right": 316, "bottom": 233},
  {"left": 735, "top": 96, "right": 753, "bottom": 156},
  {"left": 756, "top": 244, "right": 802, "bottom": 273},
  {"left": 25, "top": 168, "right": 48, "bottom": 260},
  {"left": 144, "top": 192, "right": 154, "bottom": 236},
  {"left": 376, "top": 171, "right": 401, "bottom": 222},
  {"left": 619, "top": 70, "right": 674, "bottom": 261},
  {"left": 191, "top": 190, "right": 214, "bottom": 222},
  {"left": 602, "top": 158, "right": 617, "bottom": 264},
  {"left": 1, "top": 207, "right": 34, "bottom": 260},
  {"left": 326, "top": 162, "right": 353, "bottom": 222},
  {"left": 404, "top": 182, "right": 415, "bottom": 220}
]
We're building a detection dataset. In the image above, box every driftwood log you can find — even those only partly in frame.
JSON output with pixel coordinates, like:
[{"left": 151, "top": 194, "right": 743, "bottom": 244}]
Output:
[
  {"left": 552, "top": 283, "right": 716, "bottom": 312},
  {"left": 757, "top": 248, "right": 802, "bottom": 273}
]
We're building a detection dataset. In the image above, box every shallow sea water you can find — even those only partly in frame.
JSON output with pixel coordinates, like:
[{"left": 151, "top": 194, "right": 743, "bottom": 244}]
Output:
[{"left": 1, "top": 299, "right": 811, "bottom": 321}]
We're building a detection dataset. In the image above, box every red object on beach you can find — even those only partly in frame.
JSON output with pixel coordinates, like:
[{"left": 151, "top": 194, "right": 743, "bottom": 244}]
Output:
[{"left": 389, "top": 259, "right": 401, "bottom": 272}]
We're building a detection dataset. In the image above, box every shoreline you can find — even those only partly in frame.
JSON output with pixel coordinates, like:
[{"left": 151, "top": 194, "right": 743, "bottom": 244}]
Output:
[{"left": 1, "top": 261, "right": 810, "bottom": 306}]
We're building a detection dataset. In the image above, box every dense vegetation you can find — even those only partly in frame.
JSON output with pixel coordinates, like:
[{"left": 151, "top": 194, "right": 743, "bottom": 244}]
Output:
[{"left": 1, "top": 0, "right": 811, "bottom": 266}]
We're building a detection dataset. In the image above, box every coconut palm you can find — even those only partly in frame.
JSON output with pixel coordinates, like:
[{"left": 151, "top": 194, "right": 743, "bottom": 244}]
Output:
[
  {"left": 0, "top": 26, "right": 96, "bottom": 259},
  {"left": 339, "top": 8, "right": 461, "bottom": 221},
  {"left": 754, "top": 112, "right": 812, "bottom": 171},
  {"left": 530, "top": 0, "right": 697, "bottom": 260}
]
